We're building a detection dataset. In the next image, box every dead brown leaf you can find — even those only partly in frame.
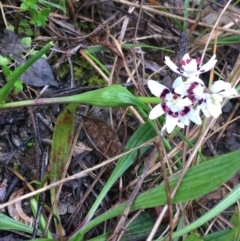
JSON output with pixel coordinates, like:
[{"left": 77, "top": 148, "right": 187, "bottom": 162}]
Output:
[
  {"left": 82, "top": 116, "right": 122, "bottom": 158},
  {"left": 7, "top": 188, "right": 35, "bottom": 226}
]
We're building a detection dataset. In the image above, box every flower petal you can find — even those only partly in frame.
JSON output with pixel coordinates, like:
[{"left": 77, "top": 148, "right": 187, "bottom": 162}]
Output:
[
  {"left": 148, "top": 80, "right": 169, "bottom": 98},
  {"left": 206, "top": 99, "right": 222, "bottom": 118},
  {"left": 174, "top": 76, "right": 204, "bottom": 97},
  {"left": 182, "top": 59, "right": 198, "bottom": 77},
  {"left": 164, "top": 57, "right": 181, "bottom": 74},
  {"left": 198, "top": 103, "right": 210, "bottom": 118},
  {"left": 172, "top": 76, "right": 183, "bottom": 89},
  {"left": 166, "top": 114, "right": 179, "bottom": 133},
  {"left": 149, "top": 104, "right": 165, "bottom": 119},
  {"left": 176, "top": 121, "right": 185, "bottom": 129},
  {"left": 186, "top": 109, "right": 202, "bottom": 125},
  {"left": 199, "top": 55, "right": 217, "bottom": 73},
  {"left": 210, "top": 80, "right": 238, "bottom": 98},
  {"left": 182, "top": 53, "right": 190, "bottom": 62},
  {"left": 178, "top": 114, "right": 189, "bottom": 126},
  {"left": 176, "top": 97, "right": 192, "bottom": 107}
]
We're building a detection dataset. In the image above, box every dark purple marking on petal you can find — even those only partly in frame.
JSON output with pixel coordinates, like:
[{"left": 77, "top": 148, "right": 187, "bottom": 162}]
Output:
[
  {"left": 169, "top": 110, "right": 178, "bottom": 118},
  {"left": 196, "top": 57, "right": 201, "bottom": 65},
  {"left": 179, "top": 60, "right": 186, "bottom": 65},
  {"left": 173, "top": 94, "right": 179, "bottom": 100},
  {"left": 161, "top": 103, "right": 170, "bottom": 114},
  {"left": 179, "top": 106, "right": 190, "bottom": 116},
  {"left": 160, "top": 88, "right": 170, "bottom": 100},
  {"left": 187, "top": 82, "right": 199, "bottom": 95},
  {"left": 188, "top": 94, "right": 197, "bottom": 104},
  {"left": 198, "top": 98, "right": 205, "bottom": 105}
]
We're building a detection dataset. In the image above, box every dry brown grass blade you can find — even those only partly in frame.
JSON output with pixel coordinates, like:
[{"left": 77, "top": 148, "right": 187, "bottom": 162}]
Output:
[{"left": 79, "top": 49, "right": 110, "bottom": 83}]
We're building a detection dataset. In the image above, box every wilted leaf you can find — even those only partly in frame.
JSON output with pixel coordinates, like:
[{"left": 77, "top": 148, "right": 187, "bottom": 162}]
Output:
[
  {"left": 8, "top": 188, "right": 34, "bottom": 226},
  {"left": 73, "top": 142, "right": 92, "bottom": 156},
  {"left": 0, "top": 29, "right": 26, "bottom": 61},
  {"left": 20, "top": 57, "right": 58, "bottom": 87},
  {"left": 82, "top": 116, "right": 122, "bottom": 158}
]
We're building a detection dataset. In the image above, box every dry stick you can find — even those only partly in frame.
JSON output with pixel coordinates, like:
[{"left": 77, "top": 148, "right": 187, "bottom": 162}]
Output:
[
  {"left": 147, "top": 118, "right": 215, "bottom": 240},
  {"left": 79, "top": 49, "right": 110, "bottom": 83},
  {"left": 155, "top": 134, "right": 173, "bottom": 241},
  {"left": 107, "top": 147, "right": 158, "bottom": 241},
  {"left": 116, "top": 210, "right": 142, "bottom": 241}
]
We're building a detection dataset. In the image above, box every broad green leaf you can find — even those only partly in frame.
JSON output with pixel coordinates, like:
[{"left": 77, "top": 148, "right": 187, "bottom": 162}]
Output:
[
  {"left": 69, "top": 120, "right": 157, "bottom": 241},
  {"left": 0, "top": 85, "right": 150, "bottom": 111},
  {"left": 72, "top": 149, "right": 240, "bottom": 240},
  {"left": 49, "top": 103, "right": 77, "bottom": 229},
  {"left": 51, "top": 85, "right": 149, "bottom": 111}
]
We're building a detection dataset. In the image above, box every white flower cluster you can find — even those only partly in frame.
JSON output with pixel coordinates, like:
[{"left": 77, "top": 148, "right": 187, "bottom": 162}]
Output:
[{"left": 148, "top": 54, "right": 238, "bottom": 133}]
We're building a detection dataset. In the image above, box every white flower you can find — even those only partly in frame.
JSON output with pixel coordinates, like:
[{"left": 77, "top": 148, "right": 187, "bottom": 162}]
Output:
[
  {"left": 148, "top": 79, "right": 201, "bottom": 133},
  {"left": 197, "top": 81, "right": 238, "bottom": 118},
  {"left": 173, "top": 76, "right": 205, "bottom": 103},
  {"left": 164, "top": 53, "right": 217, "bottom": 77},
  {"left": 197, "top": 93, "right": 222, "bottom": 118},
  {"left": 210, "top": 80, "right": 238, "bottom": 98}
]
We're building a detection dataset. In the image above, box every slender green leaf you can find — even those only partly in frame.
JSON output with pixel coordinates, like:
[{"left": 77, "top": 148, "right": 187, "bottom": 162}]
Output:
[{"left": 0, "top": 212, "right": 41, "bottom": 234}]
